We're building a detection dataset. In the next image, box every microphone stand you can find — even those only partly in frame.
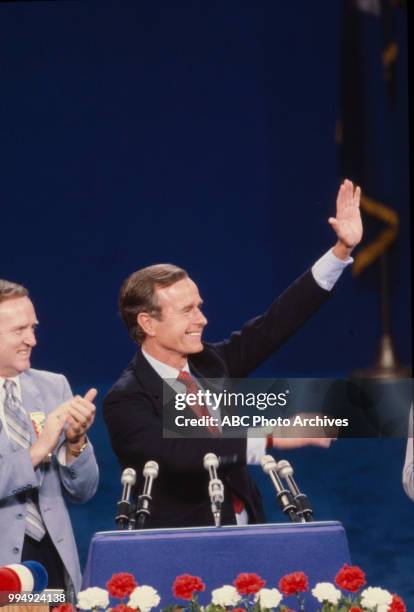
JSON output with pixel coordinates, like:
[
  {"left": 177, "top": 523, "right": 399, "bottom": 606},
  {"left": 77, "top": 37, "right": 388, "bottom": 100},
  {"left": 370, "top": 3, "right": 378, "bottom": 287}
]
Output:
[
  {"left": 127, "top": 503, "right": 137, "bottom": 530},
  {"left": 135, "top": 461, "right": 159, "bottom": 529},
  {"left": 277, "top": 459, "right": 314, "bottom": 523},
  {"left": 115, "top": 468, "right": 136, "bottom": 530},
  {"left": 266, "top": 468, "right": 300, "bottom": 523},
  {"left": 208, "top": 478, "right": 224, "bottom": 527},
  {"left": 135, "top": 494, "right": 152, "bottom": 529}
]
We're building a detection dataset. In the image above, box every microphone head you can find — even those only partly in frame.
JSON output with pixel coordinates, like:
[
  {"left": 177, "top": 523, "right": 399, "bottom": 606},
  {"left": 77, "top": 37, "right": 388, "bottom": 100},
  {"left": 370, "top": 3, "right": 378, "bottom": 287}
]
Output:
[
  {"left": 121, "top": 467, "right": 136, "bottom": 486},
  {"left": 203, "top": 453, "right": 219, "bottom": 470},
  {"left": 260, "top": 454, "right": 277, "bottom": 474},
  {"left": 276, "top": 459, "right": 294, "bottom": 479},
  {"left": 143, "top": 461, "right": 159, "bottom": 479}
]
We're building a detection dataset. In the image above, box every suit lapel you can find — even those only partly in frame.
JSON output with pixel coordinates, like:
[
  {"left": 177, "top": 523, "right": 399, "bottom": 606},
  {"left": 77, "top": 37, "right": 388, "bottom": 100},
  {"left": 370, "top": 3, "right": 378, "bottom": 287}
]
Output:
[
  {"left": 133, "top": 350, "right": 163, "bottom": 396},
  {"left": 20, "top": 370, "right": 43, "bottom": 440},
  {"left": 0, "top": 372, "right": 40, "bottom": 452},
  {"left": 20, "top": 371, "right": 46, "bottom": 483},
  {"left": 132, "top": 350, "right": 164, "bottom": 416}
]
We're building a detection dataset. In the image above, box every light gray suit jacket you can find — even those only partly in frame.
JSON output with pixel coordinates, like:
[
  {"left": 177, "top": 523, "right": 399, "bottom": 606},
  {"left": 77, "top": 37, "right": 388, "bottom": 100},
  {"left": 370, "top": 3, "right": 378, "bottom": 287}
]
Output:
[{"left": 0, "top": 368, "right": 99, "bottom": 594}]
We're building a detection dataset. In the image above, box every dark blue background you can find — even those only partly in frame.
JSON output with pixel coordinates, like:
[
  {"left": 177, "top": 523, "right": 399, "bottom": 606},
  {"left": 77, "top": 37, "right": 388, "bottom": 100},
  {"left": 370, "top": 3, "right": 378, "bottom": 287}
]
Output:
[{"left": 1, "top": 0, "right": 412, "bottom": 606}]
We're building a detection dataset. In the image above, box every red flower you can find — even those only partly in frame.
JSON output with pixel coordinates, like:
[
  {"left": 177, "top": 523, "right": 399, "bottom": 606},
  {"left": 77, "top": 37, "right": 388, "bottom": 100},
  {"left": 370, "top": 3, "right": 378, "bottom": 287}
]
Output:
[
  {"left": 233, "top": 573, "right": 266, "bottom": 595},
  {"left": 52, "top": 606, "right": 75, "bottom": 612},
  {"left": 231, "top": 608, "right": 245, "bottom": 612},
  {"left": 172, "top": 574, "right": 206, "bottom": 600},
  {"left": 106, "top": 572, "right": 138, "bottom": 598},
  {"left": 349, "top": 608, "right": 363, "bottom": 612},
  {"left": 278, "top": 571, "right": 308, "bottom": 596},
  {"left": 111, "top": 606, "right": 137, "bottom": 612},
  {"left": 389, "top": 594, "right": 406, "bottom": 612},
  {"left": 335, "top": 564, "right": 366, "bottom": 592}
]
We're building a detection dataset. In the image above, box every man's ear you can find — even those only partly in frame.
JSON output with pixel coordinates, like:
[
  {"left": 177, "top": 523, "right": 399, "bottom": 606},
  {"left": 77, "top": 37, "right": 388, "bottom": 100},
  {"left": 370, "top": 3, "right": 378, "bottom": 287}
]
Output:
[{"left": 137, "top": 312, "right": 157, "bottom": 337}]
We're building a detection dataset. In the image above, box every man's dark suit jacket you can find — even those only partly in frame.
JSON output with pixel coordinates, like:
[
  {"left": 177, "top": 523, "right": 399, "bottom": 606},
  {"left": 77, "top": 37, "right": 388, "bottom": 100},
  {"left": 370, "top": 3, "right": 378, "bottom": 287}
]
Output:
[{"left": 103, "top": 270, "right": 331, "bottom": 528}]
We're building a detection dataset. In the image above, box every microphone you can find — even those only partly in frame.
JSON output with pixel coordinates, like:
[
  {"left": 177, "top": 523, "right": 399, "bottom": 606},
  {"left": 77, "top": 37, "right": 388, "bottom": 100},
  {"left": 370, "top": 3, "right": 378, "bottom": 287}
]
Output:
[
  {"left": 135, "top": 461, "right": 159, "bottom": 529},
  {"left": 276, "top": 459, "right": 314, "bottom": 522},
  {"left": 203, "top": 453, "right": 224, "bottom": 527},
  {"left": 115, "top": 468, "right": 136, "bottom": 530},
  {"left": 260, "top": 455, "right": 299, "bottom": 523}
]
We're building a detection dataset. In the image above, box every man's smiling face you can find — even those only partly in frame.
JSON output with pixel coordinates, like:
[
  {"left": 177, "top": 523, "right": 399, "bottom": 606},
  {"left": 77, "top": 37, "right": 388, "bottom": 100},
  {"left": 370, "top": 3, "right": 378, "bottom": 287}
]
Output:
[
  {"left": 141, "top": 277, "right": 207, "bottom": 366},
  {"left": 0, "top": 296, "right": 38, "bottom": 377}
]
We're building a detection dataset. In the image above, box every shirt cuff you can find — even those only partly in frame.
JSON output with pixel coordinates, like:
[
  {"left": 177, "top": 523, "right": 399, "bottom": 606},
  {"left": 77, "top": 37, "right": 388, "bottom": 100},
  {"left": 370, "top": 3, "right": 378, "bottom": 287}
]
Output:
[
  {"left": 246, "top": 433, "right": 267, "bottom": 464},
  {"left": 311, "top": 248, "right": 353, "bottom": 291},
  {"left": 57, "top": 444, "right": 67, "bottom": 466}
]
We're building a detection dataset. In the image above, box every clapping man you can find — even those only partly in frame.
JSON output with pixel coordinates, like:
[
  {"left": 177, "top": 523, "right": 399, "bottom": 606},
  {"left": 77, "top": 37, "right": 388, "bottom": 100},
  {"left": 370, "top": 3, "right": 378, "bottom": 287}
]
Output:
[{"left": 0, "top": 280, "right": 99, "bottom": 594}]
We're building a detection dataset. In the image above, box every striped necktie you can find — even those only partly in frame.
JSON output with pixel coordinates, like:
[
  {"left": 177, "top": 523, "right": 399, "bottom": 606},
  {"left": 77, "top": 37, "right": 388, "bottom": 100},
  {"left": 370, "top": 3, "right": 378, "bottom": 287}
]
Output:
[
  {"left": 176, "top": 370, "right": 220, "bottom": 435},
  {"left": 176, "top": 371, "right": 246, "bottom": 517},
  {"left": 3, "top": 379, "right": 46, "bottom": 541}
]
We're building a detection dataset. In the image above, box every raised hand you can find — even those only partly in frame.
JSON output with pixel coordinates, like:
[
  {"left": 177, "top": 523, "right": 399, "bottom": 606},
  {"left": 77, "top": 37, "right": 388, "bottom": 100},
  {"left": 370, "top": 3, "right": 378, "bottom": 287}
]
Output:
[
  {"left": 329, "top": 179, "right": 363, "bottom": 258},
  {"left": 65, "top": 388, "right": 97, "bottom": 444},
  {"left": 30, "top": 389, "right": 97, "bottom": 466}
]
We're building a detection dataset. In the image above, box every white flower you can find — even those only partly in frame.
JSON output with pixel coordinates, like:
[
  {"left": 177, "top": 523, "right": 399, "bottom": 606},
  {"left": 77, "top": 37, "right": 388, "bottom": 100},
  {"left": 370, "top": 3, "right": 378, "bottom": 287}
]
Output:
[
  {"left": 211, "top": 585, "right": 241, "bottom": 607},
  {"left": 361, "top": 586, "right": 392, "bottom": 611},
  {"left": 311, "top": 582, "right": 341, "bottom": 605},
  {"left": 254, "top": 588, "right": 283, "bottom": 609},
  {"left": 128, "top": 585, "right": 161, "bottom": 612},
  {"left": 77, "top": 587, "right": 109, "bottom": 610}
]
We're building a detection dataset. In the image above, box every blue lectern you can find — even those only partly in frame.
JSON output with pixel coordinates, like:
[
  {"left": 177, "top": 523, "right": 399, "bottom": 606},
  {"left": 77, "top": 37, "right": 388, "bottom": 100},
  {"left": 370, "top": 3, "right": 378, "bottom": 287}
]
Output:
[{"left": 82, "top": 521, "right": 350, "bottom": 611}]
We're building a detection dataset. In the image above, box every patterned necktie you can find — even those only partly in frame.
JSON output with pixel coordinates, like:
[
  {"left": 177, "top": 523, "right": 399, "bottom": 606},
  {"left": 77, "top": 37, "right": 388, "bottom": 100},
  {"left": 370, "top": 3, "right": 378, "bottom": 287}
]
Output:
[
  {"left": 176, "top": 371, "right": 220, "bottom": 435},
  {"left": 176, "top": 371, "right": 245, "bottom": 516},
  {"left": 3, "top": 379, "right": 46, "bottom": 541}
]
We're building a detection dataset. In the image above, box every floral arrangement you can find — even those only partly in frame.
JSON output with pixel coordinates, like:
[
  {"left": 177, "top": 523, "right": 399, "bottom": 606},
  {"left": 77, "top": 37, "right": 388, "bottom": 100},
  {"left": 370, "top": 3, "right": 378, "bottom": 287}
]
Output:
[{"left": 52, "top": 565, "right": 406, "bottom": 612}]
